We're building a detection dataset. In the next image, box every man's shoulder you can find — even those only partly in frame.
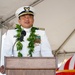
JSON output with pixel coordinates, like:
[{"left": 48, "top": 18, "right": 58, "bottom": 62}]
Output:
[
  {"left": 6, "top": 29, "right": 16, "bottom": 35},
  {"left": 34, "top": 27, "right": 46, "bottom": 35},
  {"left": 7, "top": 29, "right": 16, "bottom": 32}
]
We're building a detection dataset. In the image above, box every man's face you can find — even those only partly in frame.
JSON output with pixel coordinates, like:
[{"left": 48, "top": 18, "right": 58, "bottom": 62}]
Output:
[{"left": 18, "top": 14, "right": 34, "bottom": 28}]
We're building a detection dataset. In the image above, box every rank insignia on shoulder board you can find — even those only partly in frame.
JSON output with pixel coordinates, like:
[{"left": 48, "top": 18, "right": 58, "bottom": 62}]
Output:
[
  {"left": 33, "top": 27, "right": 45, "bottom": 30},
  {"left": 38, "top": 28, "right": 45, "bottom": 30},
  {"left": 36, "top": 27, "right": 45, "bottom": 30}
]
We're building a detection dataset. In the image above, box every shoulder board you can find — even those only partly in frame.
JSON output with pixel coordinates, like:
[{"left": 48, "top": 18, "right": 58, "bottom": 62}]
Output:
[
  {"left": 38, "top": 28, "right": 45, "bottom": 30},
  {"left": 33, "top": 27, "right": 45, "bottom": 30}
]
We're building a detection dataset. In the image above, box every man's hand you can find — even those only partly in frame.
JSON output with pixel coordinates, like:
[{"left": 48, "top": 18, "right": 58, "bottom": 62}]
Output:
[{"left": 0, "top": 65, "right": 5, "bottom": 74}]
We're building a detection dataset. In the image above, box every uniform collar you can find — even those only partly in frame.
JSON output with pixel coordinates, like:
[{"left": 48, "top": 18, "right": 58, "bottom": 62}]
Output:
[{"left": 22, "top": 27, "right": 32, "bottom": 32}]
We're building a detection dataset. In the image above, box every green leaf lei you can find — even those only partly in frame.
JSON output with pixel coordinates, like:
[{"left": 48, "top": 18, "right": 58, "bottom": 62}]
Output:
[{"left": 15, "top": 24, "right": 37, "bottom": 57}]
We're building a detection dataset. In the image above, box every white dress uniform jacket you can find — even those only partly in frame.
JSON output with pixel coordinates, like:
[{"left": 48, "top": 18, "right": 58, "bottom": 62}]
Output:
[{"left": 1, "top": 27, "right": 53, "bottom": 66}]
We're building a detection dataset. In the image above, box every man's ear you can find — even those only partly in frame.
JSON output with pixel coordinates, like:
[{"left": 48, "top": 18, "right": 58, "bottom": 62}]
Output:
[{"left": 18, "top": 19, "right": 20, "bottom": 24}]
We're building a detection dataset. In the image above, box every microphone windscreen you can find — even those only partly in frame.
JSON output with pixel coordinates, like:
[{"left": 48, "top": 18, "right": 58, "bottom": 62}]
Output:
[{"left": 21, "top": 30, "right": 26, "bottom": 36}]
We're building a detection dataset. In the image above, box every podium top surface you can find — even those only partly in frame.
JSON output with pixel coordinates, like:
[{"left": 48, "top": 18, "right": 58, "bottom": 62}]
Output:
[{"left": 5, "top": 57, "right": 56, "bottom": 70}]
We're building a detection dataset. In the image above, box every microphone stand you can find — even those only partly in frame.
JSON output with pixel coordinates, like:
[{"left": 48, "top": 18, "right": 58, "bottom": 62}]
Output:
[{"left": 12, "top": 40, "right": 17, "bottom": 57}]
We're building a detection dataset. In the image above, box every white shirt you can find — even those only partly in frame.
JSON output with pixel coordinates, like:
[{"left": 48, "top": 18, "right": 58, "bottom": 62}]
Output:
[{"left": 1, "top": 27, "right": 53, "bottom": 66}]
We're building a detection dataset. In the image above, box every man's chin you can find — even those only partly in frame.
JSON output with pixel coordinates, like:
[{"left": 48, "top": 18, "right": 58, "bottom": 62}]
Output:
[{"left": 23, "top": 26, "right": 32, "bottom": 28}]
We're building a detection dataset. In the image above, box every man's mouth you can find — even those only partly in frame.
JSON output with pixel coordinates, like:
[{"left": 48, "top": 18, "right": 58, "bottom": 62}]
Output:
[{"left": 25, "top": 22, "right": 30, "bottom": 24}]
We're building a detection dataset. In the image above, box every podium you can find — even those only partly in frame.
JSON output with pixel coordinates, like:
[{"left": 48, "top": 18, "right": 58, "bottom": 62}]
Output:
[{"left": 4, "top": 57, "right": 56, "bottom": 75}]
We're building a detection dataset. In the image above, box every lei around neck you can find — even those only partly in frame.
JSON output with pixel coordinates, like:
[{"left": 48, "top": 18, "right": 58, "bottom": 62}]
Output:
[{"left": 15, "top": 24, "right": 38, "bottom": 57}]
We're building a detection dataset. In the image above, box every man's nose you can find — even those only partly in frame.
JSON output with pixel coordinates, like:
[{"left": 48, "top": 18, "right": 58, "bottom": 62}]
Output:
[{"left": 25, "top": 17, "right": 29, "bottom": 20}]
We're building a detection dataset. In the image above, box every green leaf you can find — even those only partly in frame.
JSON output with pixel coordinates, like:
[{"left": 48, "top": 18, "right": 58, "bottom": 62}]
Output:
[
  {"left": 18, "top": 52, "right": 23, "bottom": 57},
  {"left": 16, "top": 24, "right": 23, "bottom": 32},
  {"left": 28, "top": 50, "right": 32, "bottom": 57},
  {"left": 16, "top": 41, "right": 23, "bottom": 50},
  {"left": 16, "top": 32, "right": 21, "bottom": 37},
  {"left": 17, "top": 29, "right": 22, "bottom": 32},
  {"left": 28, "top": 42, "right": 34, "bottom": 48},
  {"left": 16, "top": 24, "right": 21, "bottom": 29},
  {"left": 31, "top": 27, "right": 37, "bottom": 32}
]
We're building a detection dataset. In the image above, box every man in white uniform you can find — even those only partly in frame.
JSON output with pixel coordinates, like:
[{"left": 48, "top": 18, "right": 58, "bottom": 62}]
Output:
[{"left": 0, "top": 6, "right": 53, "bottom": 74}]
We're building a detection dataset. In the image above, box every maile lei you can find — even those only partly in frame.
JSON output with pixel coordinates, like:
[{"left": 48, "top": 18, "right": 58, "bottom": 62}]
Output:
[{"left": 15, "top": 24, "right": 38, "bottom": 57}]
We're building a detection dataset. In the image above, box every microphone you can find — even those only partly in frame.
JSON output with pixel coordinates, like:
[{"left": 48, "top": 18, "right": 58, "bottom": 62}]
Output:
[
  {"left": 21, "top": 30, "right": 26, "bottom": 36},
  {"left": 12, "top": 30, "right": 26, "bottom": 56},
  {"left": 17, "top": 30, "right": 26, "bottom": 41}
]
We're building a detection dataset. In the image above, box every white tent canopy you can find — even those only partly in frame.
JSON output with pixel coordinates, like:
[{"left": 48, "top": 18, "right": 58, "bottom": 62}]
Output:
[{"left": 0, "top": 0, "right": 75, "bottom": 66}]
